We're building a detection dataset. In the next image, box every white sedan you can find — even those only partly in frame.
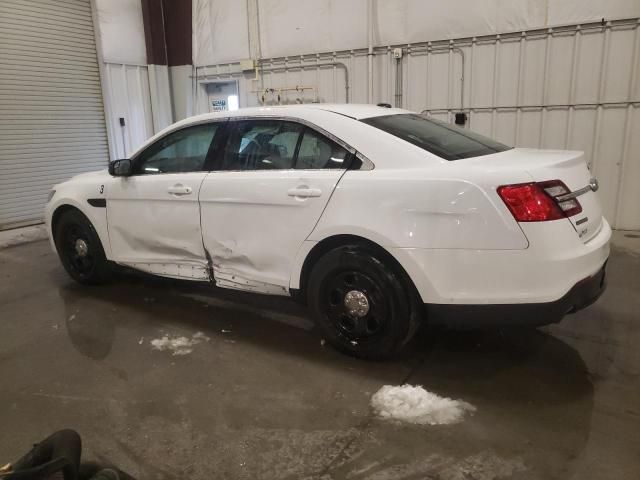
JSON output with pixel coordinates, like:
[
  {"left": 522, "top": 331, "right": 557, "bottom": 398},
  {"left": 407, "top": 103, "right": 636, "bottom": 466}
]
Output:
[{"left": 46, "top": 104, "right": 610, "bottom": 358}]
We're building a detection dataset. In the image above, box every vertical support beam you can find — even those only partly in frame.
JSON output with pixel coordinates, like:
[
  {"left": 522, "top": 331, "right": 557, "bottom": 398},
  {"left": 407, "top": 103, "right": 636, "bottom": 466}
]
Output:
[
  {"left": 468, "top": 38, "right": 476, "bottom": 128},
  {"left": 332, "top": 52, "right": 337, "bottom": 102},
  {"left": 387, "top": 47, "right": 392, "bottom": 104},
  {"left": 367, "top": 0, "right": 374, "bottom": 103},
  {"left": 141, "top": 0, "right": 193, "bottom": 127},
  {"left": 590, "top": 23, "right": 611, "bottom": 172},
  {"left": 406, "top": 45, "right": 411, "bottom": 110},
  {"left": 539, "top": 29, "right": 552, "bottom": 148},
  {"left": 89, "top": 0, "right": 117, "bottom": 160},
  {"left": 141, "top": 0, "right": 172, "bottom": 131},
  {"left": 515, "top": 32, "right": 527, "bottom": 145},
  {"left": 247, "top": 0, "right": 262, "bottom": 60},
  {"left": 614, "top": 23, "right": 640, "bottom": 227},
  {"left": 164, "top": 0, "right": 193, "bottom": 120},
  {"left": 565, "top": 26, "right": 581, "bottom": 149},
  {"left": 491, "top": 36, "right": 501, "bottom": 138},
  {"left": 447, "top": 44, "right": 453, "bottom": 114},
  {"left": 425, "top": 43, "right": 431, "bottom": 111},
  {"left": 121, "top": 64, "right": 132, "bottom": 154}
]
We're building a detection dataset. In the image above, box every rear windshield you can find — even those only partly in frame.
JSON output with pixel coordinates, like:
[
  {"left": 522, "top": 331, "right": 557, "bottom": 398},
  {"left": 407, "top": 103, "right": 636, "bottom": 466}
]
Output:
[{"left": 361, "top": 114, "right": 511, "bottom": 160}]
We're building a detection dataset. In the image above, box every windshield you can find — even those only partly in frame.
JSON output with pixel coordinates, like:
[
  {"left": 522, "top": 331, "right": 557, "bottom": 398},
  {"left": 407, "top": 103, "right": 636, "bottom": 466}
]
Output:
[{"left": 362, "top": 114, "right": 511, "bottom": 160}]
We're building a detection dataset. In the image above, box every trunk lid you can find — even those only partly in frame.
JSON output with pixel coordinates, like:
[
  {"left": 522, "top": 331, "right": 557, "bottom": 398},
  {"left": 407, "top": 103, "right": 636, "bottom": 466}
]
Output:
[{"left": 473, "top": 148, "right": 603, "bottom": 242}]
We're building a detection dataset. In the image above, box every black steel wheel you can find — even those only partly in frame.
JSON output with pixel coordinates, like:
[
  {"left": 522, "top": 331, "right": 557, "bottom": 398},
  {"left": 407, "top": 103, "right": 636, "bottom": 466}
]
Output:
[
  {"left": 307, "top": 245, "right": 421, "bottom": 359},
  {"left": 54, "top": 209, "right": 110, "bottom": 285},
  {"left": 322, "top": 270, "right": 389, "bottom": 340}
]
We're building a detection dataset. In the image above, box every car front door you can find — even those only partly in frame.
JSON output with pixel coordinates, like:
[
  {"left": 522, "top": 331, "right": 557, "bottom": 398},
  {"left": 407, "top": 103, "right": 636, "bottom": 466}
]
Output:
[
  {"left": 106, "top": 121, "right": 222, "bottom": 280},
  {"left": 199, "top": 119, "right": 353, "bottom": 294}
]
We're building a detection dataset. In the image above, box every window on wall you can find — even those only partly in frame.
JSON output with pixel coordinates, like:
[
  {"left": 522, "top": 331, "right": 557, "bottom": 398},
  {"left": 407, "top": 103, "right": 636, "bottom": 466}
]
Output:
[
  {"left": 227, "top": 95, "right": 239, "bottom": 111},
  {"left": 221, "top": 120, "right": 303, "bottom": 170},
  {"left": 135, "top": 123, "right": 218, "bottom": 174},
  {"left": 296, "top": 129, "right": 349, "bottom": 169}
]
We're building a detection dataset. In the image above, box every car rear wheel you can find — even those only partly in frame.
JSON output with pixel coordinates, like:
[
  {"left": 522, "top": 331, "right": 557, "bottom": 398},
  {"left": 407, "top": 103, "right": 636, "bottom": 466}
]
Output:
[
  {"left": 54, "top": 209, "right": 111, "bottom": 285},
  {"left": 307, "top": 245, "right": 420, "bottom": 359}
]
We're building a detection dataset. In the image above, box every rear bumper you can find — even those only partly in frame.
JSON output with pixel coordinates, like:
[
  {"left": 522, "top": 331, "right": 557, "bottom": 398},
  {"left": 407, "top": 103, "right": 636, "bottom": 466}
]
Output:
[
  {"left": 390, "top": 218, "right": 611, "bottom": 305},
  {"left": 427, "top": 262, "right": 607, "bottom": 328}
]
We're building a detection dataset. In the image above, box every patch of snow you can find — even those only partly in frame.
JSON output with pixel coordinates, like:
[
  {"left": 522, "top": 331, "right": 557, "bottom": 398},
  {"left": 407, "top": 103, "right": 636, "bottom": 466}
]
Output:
[
  {"left": 151, "top": 336, "right": 193, "bottom": 355},
  {"left": 371, "top": 384, "right": 475, "bottom": 425},
  {"left": 150, "top": 331, "right": 210, "bottom": 356}
]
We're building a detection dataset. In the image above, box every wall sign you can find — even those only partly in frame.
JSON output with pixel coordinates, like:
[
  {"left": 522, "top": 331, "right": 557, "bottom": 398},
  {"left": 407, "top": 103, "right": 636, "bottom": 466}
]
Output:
[{"left": 211, "top": 99, "right": 228, "bottom": 112}]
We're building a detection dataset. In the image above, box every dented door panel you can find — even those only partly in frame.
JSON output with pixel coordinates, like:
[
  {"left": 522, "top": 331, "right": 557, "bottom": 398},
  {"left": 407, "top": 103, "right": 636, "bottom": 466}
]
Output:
[
  {"left": 199, "top": 169, "right": 345, "bottom": 294},
  {"left": 107, "top": 173, "right": 210, "bottom": 276}
]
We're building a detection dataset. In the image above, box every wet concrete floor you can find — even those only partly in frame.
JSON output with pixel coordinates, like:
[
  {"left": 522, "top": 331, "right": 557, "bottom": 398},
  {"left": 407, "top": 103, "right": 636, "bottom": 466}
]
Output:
[{"left": 0, "top": 235, "right": 638, "bottom": 479}]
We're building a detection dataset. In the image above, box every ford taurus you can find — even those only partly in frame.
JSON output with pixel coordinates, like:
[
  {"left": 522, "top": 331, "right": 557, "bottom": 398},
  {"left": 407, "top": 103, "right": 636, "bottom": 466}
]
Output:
[{"left": 46, "top": 104, "right": 610, "bottom": 358}]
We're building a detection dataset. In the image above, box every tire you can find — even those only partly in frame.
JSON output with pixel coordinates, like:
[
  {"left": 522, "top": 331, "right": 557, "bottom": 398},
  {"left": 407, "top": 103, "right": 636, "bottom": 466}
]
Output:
[
  {"left": 307, "top": 245, "right": 421, "bottom": 359},
  {"left": 54, "top": 209, "right": 111, "bottom": 285}
]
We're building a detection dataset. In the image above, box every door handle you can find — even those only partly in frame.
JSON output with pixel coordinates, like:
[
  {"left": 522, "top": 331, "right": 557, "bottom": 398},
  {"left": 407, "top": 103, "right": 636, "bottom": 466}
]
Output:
[
  {"left": 287, "top": 187, "right": 322, "bottom": 198},
  {"left": 167, "top": 184, "right": 193, "bottom": 196}
]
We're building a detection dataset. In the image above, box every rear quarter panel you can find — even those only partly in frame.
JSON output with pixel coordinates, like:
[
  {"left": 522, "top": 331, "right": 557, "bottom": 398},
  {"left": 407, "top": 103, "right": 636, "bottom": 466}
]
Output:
[{"left": 309, "top": 166, "right": 531, "bottom": 250}]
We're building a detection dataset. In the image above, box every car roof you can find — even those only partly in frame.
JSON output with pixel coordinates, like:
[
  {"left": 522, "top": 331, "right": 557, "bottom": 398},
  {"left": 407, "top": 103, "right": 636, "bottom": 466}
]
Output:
[
  {"left": 185, "top": 103, "right": 410, "bottom": 124},
  {"left": 289, "top": 103, "right": 409, "bottom": 119}
]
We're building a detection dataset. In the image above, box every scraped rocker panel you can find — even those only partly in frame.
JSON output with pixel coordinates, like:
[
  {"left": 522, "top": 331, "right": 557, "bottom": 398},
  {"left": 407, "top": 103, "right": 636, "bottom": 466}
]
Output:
[{"left": 119, "top": 261, "right": 210, "bottom": 280}]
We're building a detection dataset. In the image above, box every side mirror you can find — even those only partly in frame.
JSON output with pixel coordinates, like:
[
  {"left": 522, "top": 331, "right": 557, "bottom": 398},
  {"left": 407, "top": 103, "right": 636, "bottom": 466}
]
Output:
[{"left": 108, "top": 159, "right": 132, "bottom": 177}]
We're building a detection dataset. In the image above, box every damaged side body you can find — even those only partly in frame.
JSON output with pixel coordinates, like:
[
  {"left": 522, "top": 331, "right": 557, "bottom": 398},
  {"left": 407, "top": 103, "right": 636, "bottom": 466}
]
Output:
[
  {"left": 204, "top": 244, "right": 288, "bottom": 295},
  {"left": 105, "top": 172, "right": 212, "bottom": 282},
  {"left": 198, "top": 169, "right": 347, "bottom": 296},
  {"left": 106, "top": 170, "right": 345, "bottom": 295},
  {"left": 203, "top": 241, "right": 290, "bottom": 295},
  {"left": 102, "top": 114, "right": 350, "bottom": 295}
]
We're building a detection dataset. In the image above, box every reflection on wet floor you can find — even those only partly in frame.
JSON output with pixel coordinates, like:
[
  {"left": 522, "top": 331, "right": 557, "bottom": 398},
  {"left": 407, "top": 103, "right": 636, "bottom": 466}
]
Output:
[{"left": 0, "top": 239, "right": 638, "bottom": 479}]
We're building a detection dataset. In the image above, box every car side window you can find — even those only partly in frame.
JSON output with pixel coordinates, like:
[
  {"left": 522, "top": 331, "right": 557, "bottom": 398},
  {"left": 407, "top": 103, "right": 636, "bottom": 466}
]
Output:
[
  {"left": 295, "top": 129, "right": 349, "bottom": 169},
  {"left": 135, "top": 123, "right": 218, "bottom": 174},
  {"left": 221, "top": 120, "right": 303, "bottom": 171}
]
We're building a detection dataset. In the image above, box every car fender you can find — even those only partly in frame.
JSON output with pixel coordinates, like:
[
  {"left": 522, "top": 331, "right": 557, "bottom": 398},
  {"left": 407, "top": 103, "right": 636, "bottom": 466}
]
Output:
[{"left": 46, "top": 174, "right": 112, "bottom": 259}]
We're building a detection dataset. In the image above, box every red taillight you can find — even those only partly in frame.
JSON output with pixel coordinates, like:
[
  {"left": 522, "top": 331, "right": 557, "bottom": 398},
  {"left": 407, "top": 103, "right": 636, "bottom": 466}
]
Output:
[{"left": 497, "top": 180, "right": 582, "bottom": 222}]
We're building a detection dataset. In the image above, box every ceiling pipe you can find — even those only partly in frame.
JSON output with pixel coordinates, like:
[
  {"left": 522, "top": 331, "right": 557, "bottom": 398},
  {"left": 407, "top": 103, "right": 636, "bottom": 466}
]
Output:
[{"left": 367, "top": 0, "right": 374, "bottom": 104}]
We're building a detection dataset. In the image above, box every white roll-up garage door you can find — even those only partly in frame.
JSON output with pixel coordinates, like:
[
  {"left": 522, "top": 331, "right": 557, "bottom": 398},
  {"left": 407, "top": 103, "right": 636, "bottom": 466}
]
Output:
[{"left": 0, "top": 0, "right": 109, "bottom": 230}]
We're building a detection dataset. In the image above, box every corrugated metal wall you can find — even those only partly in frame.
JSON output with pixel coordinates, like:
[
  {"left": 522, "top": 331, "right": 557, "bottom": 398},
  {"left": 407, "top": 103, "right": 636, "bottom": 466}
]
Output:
[
  {"left": 194, "top": 18, "right": 640, "bottom": 230},
  {"left": 0, "top": 0, "right": 109, "bottom": 230}
]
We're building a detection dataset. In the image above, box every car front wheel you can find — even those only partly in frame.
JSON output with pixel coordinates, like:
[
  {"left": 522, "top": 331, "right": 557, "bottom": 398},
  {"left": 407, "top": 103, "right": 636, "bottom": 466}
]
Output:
[
  {"left": 54, "top": 209, "right": 111, "bottom": 285},
  {"left": 307, "top": 245, "right": 420, "bottom": 359}
]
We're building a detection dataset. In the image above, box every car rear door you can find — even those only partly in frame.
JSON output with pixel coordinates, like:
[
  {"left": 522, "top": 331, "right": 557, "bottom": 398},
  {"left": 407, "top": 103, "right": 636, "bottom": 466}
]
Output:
[
  {"left": 106, "top": 121, "right": 223, "bottom": 279},
  {"left": 199, "top": 119, "right": 353, "bottom": 294}
]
